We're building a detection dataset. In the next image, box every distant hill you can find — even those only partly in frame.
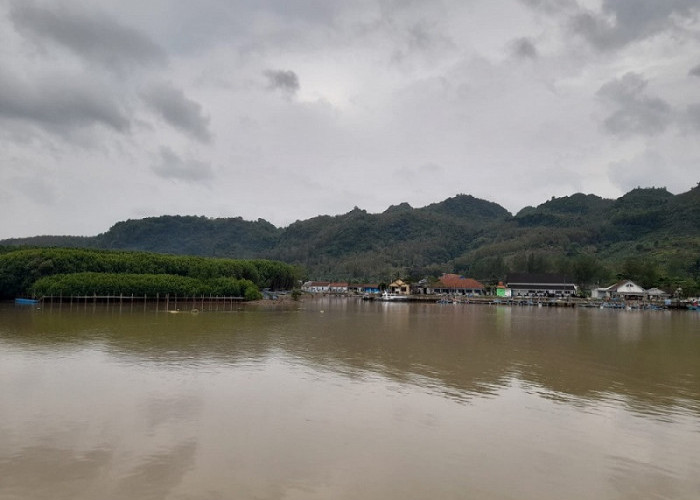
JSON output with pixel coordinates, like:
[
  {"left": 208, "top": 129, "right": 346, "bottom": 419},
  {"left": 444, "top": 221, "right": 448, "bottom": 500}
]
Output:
[
  {"left": 0, "top": 235, "right": 99, "bottom": 249},
  {"left": 98, "top": 215, "right": 281, "bottom": 258},
  {"left": 2, "top": 185, "right": 699, "bottom": 292},
  {"left": 455, "top": 185, "right": 699, "bottom": 289}
]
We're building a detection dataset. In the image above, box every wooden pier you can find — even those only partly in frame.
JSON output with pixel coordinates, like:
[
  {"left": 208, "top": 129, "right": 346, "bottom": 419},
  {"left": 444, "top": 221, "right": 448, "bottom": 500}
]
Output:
[{"left": 35, "top": 294, "right": 246, "bottom": 313}]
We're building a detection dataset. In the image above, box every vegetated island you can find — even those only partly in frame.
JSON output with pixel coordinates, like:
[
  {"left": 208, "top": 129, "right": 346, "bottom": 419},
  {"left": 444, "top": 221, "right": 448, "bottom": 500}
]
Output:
[{"left": 0, "top": 247, "right": 299, "bottom": 302}]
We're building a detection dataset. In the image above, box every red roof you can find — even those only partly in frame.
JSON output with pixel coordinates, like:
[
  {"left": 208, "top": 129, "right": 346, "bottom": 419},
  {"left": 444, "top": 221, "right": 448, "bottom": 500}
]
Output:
[
  {"left": 436, "top": 274, "right": 484, "bottom": 289},
  {"left": 307, "top": 281, "right": 330, "bottom": 287}
]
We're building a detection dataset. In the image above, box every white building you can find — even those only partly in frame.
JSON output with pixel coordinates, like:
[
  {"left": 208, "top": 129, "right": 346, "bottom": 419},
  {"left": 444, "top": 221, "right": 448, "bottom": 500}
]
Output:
[
  {"left": 301, "top": 281, "right": 330, "bottom": 293},
  {"left": 593, "top": 280, "right": 646, "bottom": 300}
]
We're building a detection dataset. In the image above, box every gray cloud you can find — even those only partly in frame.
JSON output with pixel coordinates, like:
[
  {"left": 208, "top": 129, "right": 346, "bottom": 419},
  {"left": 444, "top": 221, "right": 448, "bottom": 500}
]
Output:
[
  {"left": 10, "top": 1, "right": 166, "bottom": 71},
  {"left": 0, "top": 69, "right": 129, "bottom": 134},
  {"left": 152, "top": 147, "right": 214, "bottom": 182},
  {"left": 142, "top": 84, "right": 211, "bottom": 143},
  {"left": 570, "top": 0, "right": 699, "bottom": 51},
  {"left": 519, "top": 0, "right": 578, "bottom": 14},
  {"left": 13, "top": 176, "right": 58, "bottom": 205},
  {"left": 608, "top": 151, "right": 666, "bottom": 193},
  {"left": 510, "top": 37, "right": 538, "bottom": 59},
  {"left": 596, "top": 72, "right": 672, "bottom": 137},
  {"left": 394, "top": 162, "right": 445, "bottom": 179},
  {"left": 1, "top": 0, "right": 699, "bottom": 240},
  {"left": 685, "top": 104, "right": 700, "bottom": 130},
  {"left": 264, "top": 70, "right": 300, "bottom": 95}
]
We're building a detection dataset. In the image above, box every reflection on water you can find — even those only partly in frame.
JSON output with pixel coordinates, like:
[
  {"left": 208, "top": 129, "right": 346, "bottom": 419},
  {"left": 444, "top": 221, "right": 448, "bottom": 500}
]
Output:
[{"left": 1, "top": 299, "right": 699, "bottom": 499}]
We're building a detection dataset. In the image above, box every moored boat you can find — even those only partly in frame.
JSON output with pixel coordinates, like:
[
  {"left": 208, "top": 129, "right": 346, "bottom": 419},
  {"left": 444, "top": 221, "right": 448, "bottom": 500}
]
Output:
[
  {"left": 377, "top": 291, "right": 409, "bottom": 302},
  {"left": 15, "top": 298, "right": 40, "bottom": 305}
]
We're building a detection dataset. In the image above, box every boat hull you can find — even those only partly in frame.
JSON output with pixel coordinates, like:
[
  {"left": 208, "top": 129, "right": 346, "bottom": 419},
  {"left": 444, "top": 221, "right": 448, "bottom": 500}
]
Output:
[{"left": 15, "top": 298, "right": 40, "bottom": 305}]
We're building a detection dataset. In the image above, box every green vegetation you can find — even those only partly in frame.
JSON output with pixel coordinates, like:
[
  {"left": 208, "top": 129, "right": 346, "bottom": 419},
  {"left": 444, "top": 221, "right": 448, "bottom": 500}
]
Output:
[
  {"left": 31, "top": 273, "right": 260, "bottom": 300},
  {"left": 0, "top": 247, "right": 297, "bottom": 300},
  {"left": 464, "top": 185, "right": 700, "bottom": 294},
  {"left": 2, "top": 184, "right": 699, "bottom": 295}
]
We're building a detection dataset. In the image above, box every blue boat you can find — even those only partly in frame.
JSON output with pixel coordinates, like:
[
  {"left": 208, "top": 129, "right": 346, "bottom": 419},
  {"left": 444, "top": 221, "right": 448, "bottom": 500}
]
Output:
[{"left": 15, "top": 298, "right": 40, "bottom": 305}]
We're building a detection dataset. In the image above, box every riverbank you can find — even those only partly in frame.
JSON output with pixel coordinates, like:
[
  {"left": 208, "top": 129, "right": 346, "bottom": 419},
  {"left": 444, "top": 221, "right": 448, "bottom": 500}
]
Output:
[
  {"left": 10, "top": 291, "right": 696, "bottom": 312},
  {"left": 272, "top": 292, "right": 694, "bottom": 311}
]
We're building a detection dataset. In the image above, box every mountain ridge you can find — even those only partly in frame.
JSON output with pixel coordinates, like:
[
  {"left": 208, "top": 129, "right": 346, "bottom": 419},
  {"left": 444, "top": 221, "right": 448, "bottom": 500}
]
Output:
[{"left": 2, "top": 185, "right": 699, "bottom": 290}]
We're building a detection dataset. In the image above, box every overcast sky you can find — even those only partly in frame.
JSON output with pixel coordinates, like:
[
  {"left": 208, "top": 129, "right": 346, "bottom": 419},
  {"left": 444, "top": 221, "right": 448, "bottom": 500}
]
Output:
[{"left": 1, "top": 0, "right": 699, "bottom": 239}]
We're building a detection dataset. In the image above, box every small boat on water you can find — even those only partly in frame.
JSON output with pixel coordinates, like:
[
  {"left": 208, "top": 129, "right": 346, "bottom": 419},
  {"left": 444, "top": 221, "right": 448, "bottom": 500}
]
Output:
[
  {"left": 15, "top": 298, "right": 40, "bottom": 305},
  {"left": 377, "top": 291, "right": 409, "bottom": 302}
]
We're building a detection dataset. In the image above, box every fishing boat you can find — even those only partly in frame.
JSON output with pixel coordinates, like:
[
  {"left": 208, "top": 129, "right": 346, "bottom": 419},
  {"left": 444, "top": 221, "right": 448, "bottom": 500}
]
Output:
[
  {"left": 15, "top": 298, "right": 40, "bottom": 305},
  {"left": 377, "top": 291, "right": 409, "bottom": 302}
]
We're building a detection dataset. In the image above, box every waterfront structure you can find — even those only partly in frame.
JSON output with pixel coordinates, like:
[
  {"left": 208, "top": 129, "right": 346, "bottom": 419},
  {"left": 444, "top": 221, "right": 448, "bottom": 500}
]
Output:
[
  {"left": 506, "top": 273, "right": 577, "bottom": 297},
  {"left": 411, "top": 278, "right": 432, "bottom": 295},
  {"left": 301, "top": 281, "right": 331, "bottom": 293},
  {"left": 388, "top": 279, "right": 411, "bottom": 295},
  {"left": 329, "top": 282, "right": 349, "bottom": 293},
  {"left": 432, "top": 274, "right": 485, "bottom": 296},
  {"left": 496, "top": 282, "right": 511, "bottom": 297},
  {"left": 360, "top": 284, "right": 381, "bottom": 294},
  {"left": 645, "top": 287, "right": 669, "bottom": 301},
  {"left": 595, "top": 280, "right": 646, "bottom": 300}
]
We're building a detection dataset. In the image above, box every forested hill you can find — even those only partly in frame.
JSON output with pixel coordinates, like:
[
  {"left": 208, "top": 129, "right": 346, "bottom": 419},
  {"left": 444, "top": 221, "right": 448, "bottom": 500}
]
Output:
[{"left": 2, "top": 186, "right": 699, "bottom": 290}]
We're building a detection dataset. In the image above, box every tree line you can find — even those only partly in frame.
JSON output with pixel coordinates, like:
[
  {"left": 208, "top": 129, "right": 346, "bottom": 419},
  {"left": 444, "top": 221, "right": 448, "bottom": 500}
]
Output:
[
  {"left": 0, "top": 247, "right": 300, "bottom": 300},
  {"left": 31, "top": 273, "right": 261, "bottom": 300}
]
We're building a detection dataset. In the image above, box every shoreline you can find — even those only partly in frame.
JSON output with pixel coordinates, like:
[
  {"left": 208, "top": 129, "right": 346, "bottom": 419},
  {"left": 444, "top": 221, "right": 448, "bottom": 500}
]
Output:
[{"left": 5, "top": 292, "right": 694, "bottom": 312}]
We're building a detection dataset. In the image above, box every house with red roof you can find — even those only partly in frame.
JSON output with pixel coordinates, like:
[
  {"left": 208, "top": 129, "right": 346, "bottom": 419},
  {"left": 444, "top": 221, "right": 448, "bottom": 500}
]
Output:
[{"left": 432, "top": 274, "right": 485, "bottom": 296}]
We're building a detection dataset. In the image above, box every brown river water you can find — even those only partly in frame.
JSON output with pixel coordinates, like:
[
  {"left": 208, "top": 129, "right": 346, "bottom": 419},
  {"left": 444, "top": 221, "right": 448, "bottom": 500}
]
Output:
[{"left": 1, "top": 298, "right": 699, "bottom": 499}]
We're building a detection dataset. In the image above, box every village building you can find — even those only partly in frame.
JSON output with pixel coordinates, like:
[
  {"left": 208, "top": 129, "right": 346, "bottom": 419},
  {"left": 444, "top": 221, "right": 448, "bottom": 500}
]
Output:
[
  {"left": 301, "top": 281, "right": 330, "bottom": 293},
  {"left": 495, "top": 281, "right": 511, "bottom": 297},
  {"left": 506, "top": 273, "right": 577, "bottom": 297},
  {"left": 328, "top": 282, "right": 349, "bottom": 293},
  {"left": 388, "top": 279, "right": 410, "bottom": 295},
  {"left": 348, "top": 283, "right": 380, "bottom": 295},
  {"left": 411, "top": 278, "right": 432, "bottom": 295},
  {"left": 593, "top": 280, "right": 646, "bottom": 300},
  {"left": 360, "top": 284, "right": 381, "bottom": 295},
  {"left": 432, "top": 274, "right": 485, "bottom": 296},
  {"left": 645, "top": 287, "right": 669, "bottom": 301}
]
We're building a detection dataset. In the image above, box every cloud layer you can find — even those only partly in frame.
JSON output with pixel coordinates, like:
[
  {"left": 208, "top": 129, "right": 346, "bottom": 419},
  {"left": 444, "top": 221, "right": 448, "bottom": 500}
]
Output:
[
  {"left": 10, "top": 1, "right": 167, "bottom": 71},
  {"left": 0, "top": 0, "right": 699, "bottom": 239}
]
